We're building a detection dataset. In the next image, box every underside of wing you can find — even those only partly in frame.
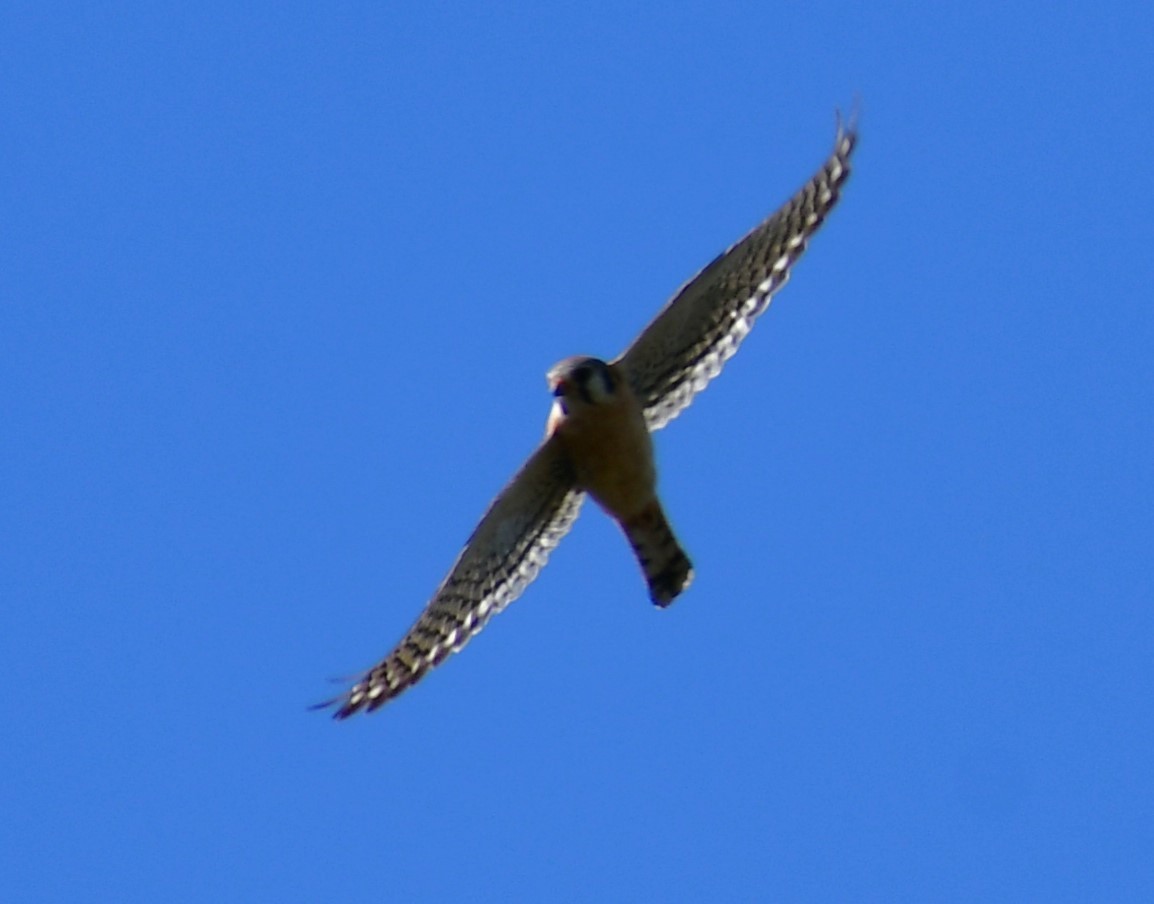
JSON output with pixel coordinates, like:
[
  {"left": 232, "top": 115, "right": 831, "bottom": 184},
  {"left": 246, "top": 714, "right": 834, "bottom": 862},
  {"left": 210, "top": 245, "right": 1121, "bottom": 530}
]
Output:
[
  {"left": 616, "top": 120, "right": 857, "bottom": 431},
  {"left": 322, "top": 435, "right": 584, "bottom": 717}
]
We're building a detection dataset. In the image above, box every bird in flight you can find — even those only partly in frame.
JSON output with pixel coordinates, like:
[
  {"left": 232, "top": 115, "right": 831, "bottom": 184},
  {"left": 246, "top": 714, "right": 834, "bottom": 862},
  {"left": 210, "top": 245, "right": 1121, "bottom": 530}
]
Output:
[{"left": 319, "top": 116, "right": 857, "bottom": 717}]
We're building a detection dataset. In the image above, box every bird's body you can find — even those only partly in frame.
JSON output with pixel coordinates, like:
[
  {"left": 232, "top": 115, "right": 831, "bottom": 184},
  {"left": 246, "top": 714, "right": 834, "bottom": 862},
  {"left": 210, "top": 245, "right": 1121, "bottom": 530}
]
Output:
[
  {"left": 546, "top": 356, "right": 692, "bottom": 606},
  {"left": 321, "top": 118, "right": 857, "bottom": 717},
  {"left": 546, "top": 358, "right": 654, "bottom": 521}
]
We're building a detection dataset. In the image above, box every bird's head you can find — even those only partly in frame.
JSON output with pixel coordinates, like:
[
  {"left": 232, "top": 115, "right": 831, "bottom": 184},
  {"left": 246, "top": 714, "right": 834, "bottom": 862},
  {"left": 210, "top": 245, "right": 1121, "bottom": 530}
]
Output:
[{"left": 547, "top": 356, "right": 618, "bottom": 412}]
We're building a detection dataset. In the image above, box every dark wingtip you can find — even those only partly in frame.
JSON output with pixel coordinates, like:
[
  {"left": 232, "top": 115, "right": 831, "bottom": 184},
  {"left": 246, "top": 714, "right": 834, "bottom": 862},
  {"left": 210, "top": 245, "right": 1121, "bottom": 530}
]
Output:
[
  {"left": 836, "top": 98, "right": 861, "bottom": 141},
  {"left": 307, "top": 694, "right": 357, "bottom": 720},
  {"left": 311, "top": 672, "right": 418, "bottom": 720},
  {"left": 309, "top": 672, "right": 379, "bottom": 719}
]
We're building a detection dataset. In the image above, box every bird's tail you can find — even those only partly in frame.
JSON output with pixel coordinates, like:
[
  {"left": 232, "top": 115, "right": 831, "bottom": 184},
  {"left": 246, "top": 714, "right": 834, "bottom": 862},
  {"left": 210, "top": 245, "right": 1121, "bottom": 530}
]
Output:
[{"left": 621, "top": 500, "right": 693, "bottom": 607}]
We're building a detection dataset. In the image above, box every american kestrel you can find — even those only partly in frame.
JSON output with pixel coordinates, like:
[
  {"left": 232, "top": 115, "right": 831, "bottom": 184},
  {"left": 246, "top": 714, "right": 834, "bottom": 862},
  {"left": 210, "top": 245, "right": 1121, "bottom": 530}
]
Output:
[{"left": 321, "top": 118, "right": 856, "bottom": 717}]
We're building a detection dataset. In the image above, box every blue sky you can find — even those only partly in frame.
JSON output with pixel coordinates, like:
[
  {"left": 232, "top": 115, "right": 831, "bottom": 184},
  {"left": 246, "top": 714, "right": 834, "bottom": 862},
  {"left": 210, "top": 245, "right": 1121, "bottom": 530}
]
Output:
[{"left": 3, "top": 2, "right": 1152, "bottom": 901}]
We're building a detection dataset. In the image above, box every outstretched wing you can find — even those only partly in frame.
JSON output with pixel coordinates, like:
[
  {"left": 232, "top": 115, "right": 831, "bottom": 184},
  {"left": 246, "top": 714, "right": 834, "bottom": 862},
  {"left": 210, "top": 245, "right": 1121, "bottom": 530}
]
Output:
[
  {"left": 321, "top": 435, "right": 584, "bottom": 717},
  {"left": 615, "top": 120, "right": 856, "bottom": 431}
]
